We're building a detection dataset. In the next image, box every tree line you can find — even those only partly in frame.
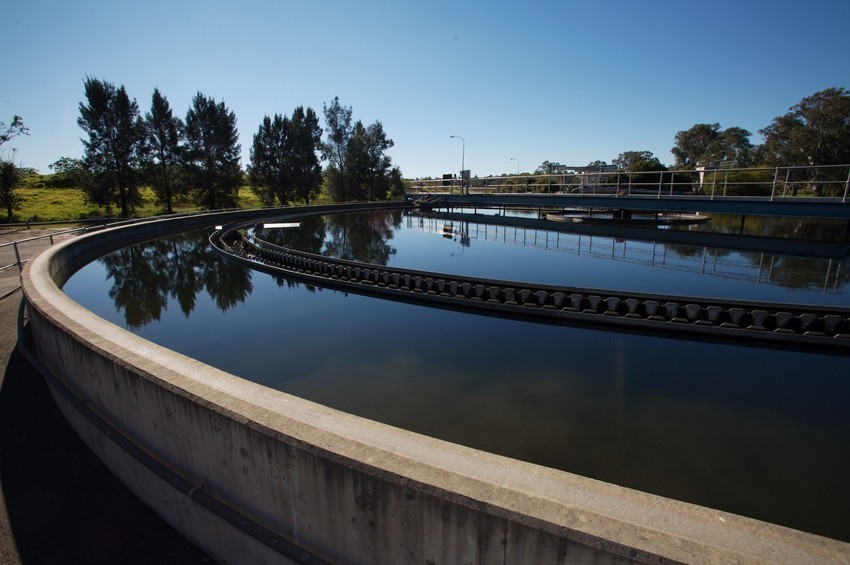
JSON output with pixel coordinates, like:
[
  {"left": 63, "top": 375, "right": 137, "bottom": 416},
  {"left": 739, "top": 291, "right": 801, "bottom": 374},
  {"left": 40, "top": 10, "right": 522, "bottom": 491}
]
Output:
[
  {"left": 534, "top": 87, "right": 850, "bottom": 196},
  {"left": 0, "top": 115, "right": 30, "bottom": 218},
  {"left": 13, "top": 77, "right": 405, "bottom": 219},
  {"left": 3, "top": 85, "right": 849, "bottom": 220}
]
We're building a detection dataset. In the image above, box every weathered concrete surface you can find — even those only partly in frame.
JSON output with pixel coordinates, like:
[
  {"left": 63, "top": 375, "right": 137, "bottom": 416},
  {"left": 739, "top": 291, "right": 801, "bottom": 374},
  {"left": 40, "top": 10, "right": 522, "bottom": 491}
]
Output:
[{"left": 20, "top": 210, "right": 850, "bottom": 564}]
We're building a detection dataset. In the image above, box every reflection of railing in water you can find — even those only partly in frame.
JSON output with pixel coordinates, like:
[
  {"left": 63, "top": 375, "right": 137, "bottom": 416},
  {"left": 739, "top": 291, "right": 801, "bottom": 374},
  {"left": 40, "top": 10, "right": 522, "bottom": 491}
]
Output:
[
  {"left": 211, "top": 223, "right": 850, "bottom": 352},
  {"left": 411, "top": 215, "right": 846, "bottom": 294}
]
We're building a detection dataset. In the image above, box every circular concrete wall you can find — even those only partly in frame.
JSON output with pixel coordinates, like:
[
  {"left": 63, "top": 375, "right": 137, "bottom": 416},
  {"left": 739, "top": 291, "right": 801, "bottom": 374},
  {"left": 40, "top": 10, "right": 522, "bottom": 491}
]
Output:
[{"left": 20, "top": 206, "right": 849, "bottom": 564}]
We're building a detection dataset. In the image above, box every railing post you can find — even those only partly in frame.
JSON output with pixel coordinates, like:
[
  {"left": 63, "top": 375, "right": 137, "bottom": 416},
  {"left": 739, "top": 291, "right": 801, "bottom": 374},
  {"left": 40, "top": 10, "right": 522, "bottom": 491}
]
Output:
[
  {"left": 669, "top": 172, "right": 675, "bottom": 196},
  {"left": 843, "top": 167, "right": 849, "bottom": 203},
  {"left": 783, "top": 168, "right": 791, "bottom": 197},
  {"left": 770, "top": 167, "right": 780, "bottom": 201},
  {"left": 13, "top": 242, "right": 22, "bottom": 271}
]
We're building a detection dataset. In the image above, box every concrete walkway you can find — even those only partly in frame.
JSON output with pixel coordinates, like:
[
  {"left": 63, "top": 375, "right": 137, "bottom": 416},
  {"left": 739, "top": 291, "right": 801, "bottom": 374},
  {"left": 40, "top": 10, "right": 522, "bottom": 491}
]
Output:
[{"left": 0, "top": 228, "right": 212, "bottom": 564}]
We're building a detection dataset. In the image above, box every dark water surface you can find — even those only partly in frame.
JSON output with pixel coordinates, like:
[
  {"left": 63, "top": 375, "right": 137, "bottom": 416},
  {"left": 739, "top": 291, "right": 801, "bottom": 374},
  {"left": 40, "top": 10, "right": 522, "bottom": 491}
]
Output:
[{"left": 63, "top": 209, "right": 850, "bottom": 541}]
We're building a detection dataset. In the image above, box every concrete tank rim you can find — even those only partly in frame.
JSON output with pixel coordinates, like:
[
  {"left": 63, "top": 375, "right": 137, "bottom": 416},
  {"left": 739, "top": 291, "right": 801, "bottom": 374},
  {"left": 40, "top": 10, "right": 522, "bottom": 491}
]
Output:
[{"left": 20, "top": 210, "right": 850, "bottom": 564}]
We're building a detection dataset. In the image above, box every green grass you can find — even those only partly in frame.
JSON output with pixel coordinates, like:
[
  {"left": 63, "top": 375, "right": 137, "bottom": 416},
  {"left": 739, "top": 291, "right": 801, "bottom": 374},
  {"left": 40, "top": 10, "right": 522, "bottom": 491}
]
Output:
[
  {"left": 13, "top": 187, "right": 100, "bottom": 223},
  {"left": 6, "top": 184, "right": 279, "bottom": 224}
]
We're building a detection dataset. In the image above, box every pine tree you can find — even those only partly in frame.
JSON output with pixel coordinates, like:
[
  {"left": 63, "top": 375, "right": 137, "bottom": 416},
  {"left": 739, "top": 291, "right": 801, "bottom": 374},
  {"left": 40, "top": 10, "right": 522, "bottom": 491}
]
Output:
[
  {"left": 287, "top": 106, "right": 323, "bottom": 205},
  {"left": 184, "top": 93, "right": 241, "bottom": 210},
  {"left": 77, "top": 78, "right": 146, "bottom": 217},
  {"left": 145, "top": 88, "right": 185, "bottom": 213},
  {"left": 248, "top": 114, "right": 288, "bottom": 205}
]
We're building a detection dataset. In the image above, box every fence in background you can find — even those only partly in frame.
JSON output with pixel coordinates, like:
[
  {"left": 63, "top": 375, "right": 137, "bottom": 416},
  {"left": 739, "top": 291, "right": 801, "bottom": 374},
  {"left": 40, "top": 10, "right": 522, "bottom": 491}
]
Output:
[{"left": 410, "top": 164, "right": 850, "bottom": 202}]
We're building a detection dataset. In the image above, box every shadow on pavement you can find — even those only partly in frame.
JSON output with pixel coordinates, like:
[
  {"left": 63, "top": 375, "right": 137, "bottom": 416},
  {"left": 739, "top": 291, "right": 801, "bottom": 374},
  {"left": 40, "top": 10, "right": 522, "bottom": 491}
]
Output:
[{"left": 0, "top": 327, "right": 212, "bottom": 563}]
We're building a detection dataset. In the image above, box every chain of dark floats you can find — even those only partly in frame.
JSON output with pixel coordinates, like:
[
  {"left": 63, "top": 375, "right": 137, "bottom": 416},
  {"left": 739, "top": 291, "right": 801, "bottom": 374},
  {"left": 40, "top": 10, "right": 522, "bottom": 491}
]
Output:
[{"left": 210, "top": 227, "right": 850, "bottom": 353}]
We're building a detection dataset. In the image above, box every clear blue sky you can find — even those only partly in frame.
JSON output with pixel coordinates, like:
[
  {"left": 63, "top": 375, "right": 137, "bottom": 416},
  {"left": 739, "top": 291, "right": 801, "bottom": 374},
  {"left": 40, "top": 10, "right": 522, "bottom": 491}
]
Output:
[{"left": 4, "top": 0, "right": 849, "bottom": 177}]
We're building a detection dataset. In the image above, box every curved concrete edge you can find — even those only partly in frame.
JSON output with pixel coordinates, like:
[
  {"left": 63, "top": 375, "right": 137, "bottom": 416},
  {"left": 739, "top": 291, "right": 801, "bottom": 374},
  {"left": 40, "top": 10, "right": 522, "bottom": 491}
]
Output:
[{"left": 20, "top": 208, "right": 850, "bottom": 564}]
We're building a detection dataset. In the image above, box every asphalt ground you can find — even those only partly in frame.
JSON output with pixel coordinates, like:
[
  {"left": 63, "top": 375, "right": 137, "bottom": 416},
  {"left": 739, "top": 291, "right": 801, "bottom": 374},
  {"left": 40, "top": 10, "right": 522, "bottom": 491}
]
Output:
[{"left": 0, "top": 228, "right": 213, "bottom": 564}]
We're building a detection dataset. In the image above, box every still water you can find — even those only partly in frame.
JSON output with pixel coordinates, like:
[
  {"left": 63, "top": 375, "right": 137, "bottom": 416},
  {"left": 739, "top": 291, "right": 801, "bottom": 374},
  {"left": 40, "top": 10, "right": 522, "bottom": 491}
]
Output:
[{"left": 63, "top": 209, "right": 850, "bottom": 541}]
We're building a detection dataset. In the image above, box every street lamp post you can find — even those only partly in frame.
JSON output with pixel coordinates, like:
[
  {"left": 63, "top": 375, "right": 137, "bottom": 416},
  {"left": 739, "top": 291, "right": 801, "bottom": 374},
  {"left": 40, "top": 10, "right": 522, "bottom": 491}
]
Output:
[{"left": 450, "top": 135, "right": 465, "bottom": 194}]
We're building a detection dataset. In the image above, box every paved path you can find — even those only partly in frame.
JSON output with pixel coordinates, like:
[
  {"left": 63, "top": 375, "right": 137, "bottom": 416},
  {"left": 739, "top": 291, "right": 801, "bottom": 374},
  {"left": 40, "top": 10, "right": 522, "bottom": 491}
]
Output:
[{"left": 0, "top": 228, "right": 212, "bottom": 564}]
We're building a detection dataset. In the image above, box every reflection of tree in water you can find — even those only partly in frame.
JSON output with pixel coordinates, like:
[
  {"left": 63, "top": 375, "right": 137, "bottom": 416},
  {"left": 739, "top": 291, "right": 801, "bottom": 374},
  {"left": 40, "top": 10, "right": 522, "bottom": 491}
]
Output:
[
  {"left": 663, "top": 242, "right": 733, "bottom": 260},
  {"left": 270, "top": 275, "right": 320, "bottom": 292},
  {"left": 257, "top": 210, "right": 402, "bottom": 265},
  {"left": 103, "top": 241, "right": 169, "bottom": 329},
  {"left": 679, "top": 213, "right": 847, "bottom": 242},
  {"left": 260, "top": 215, "right": 328, "bottom": 254},
  {"left": 100, "top": 232, "right": 252, "bottom": 329},
  {"left": 661, "top": 240, "right": 849, "bottom": 292},
  {"left": 323, "top": 209, "right": 401, "bottom": 265},
  {"left": 662, "top": 214, "right": 850, "bottom": 291},
  {"left": 761, "top": 255, "right": 849, "bottom": 292}
]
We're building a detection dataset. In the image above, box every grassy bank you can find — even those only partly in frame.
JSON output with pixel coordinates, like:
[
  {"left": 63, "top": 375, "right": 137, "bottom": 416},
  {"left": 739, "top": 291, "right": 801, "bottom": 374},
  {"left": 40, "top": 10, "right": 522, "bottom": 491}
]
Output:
[{"left": 5, "top": 183, "right": 301, "bottom": 224}]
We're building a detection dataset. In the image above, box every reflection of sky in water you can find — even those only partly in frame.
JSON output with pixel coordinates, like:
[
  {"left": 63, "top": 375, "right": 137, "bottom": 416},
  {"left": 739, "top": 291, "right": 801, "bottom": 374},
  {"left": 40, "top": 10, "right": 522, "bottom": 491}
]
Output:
[
  {"left": 264, "top": 212, "right": 850, "bottom": 306},
  {"left": 63, "top": 221, "right": 850, "bottom": 542}
]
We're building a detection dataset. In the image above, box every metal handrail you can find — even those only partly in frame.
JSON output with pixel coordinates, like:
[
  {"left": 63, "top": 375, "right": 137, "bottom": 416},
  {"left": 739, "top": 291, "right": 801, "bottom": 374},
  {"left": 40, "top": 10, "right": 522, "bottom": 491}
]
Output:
[{"left": 409, "top": 164, "right": 850, "bottom": 203}]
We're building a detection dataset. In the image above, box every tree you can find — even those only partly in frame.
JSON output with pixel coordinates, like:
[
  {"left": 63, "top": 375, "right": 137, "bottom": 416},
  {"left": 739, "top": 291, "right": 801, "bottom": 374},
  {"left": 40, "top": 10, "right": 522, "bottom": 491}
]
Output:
[
  {"left": 628, "top": 158, "right": 669, "bottom": 188},
  {"left": 184, "top": 92, "right": 242, "bottom": 209},
  {"left": 249, "top": 106, "right": 323, "bottom": 206},
  {"left": 248, "top": 113, "right": 288, "bottom": 205},
  {"left": 345, "top": 120, "right": 395, "bottom": 200},
  {"left": 286, "top": 106, "right": 323, "bottom": 205},
  {"left": 612, "top": 150, "right": 656, "bottom": 170},
  {"left": 0, "top": 115, "right": 28, "bottom": 147},
  {"left": 385, "top": 166, "right": 407, "bottom": 199},
  {"left": 672, "top": 123, "right": 754, "bottom": 168},
  {"left": 0, "top": 160, "right": 23, "bottom": 219},
  {"left": 77, "top": 78, "right": 146, "bottom": 217},
  {"left": 610, "top": 151, "right": 670, "bottom": 189},
  {"left": 760, "top": 87, "right": 850, "bottom": 167},
  {"left": 48, "top": 157, "right": 86, "bottom": 188},
  {"left": 320, "top": 97, "right": 399, "bottom": 202},
  {"left": 716, "top": 127, "right": 754, "bottom": 166},
  {"left": 760, "top": 88, "right": 850, "bottom": 196},
  {"left": 671, "top": 123, "right": 720, "bottom": 168},
  {"left": 49, "top": 156, "right": 84, "bottom": 176},
  {"left": 535, "top": 160, "right": 563, "bottom": 174},
  {"left": 344, "top": 121, "right": 371, "bottom": 201},
  {"left": 321, "top": 96, "right": 353, "bottom": 201},
  {"left": 145, "top": 88, "right": 185, "bottom": 213}
]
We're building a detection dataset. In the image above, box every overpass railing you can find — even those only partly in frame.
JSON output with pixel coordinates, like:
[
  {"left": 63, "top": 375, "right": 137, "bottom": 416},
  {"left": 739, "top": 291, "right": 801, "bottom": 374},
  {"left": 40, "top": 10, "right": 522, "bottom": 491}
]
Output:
[{"left": 409, "top": 164, "right": 850, "bottom": 202}]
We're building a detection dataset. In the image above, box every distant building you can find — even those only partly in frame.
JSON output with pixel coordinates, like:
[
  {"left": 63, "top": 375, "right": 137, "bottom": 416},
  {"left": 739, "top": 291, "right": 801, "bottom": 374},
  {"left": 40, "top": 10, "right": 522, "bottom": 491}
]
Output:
[{"left": 560, "top": 164, "right": 618, "bottom": 173}]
